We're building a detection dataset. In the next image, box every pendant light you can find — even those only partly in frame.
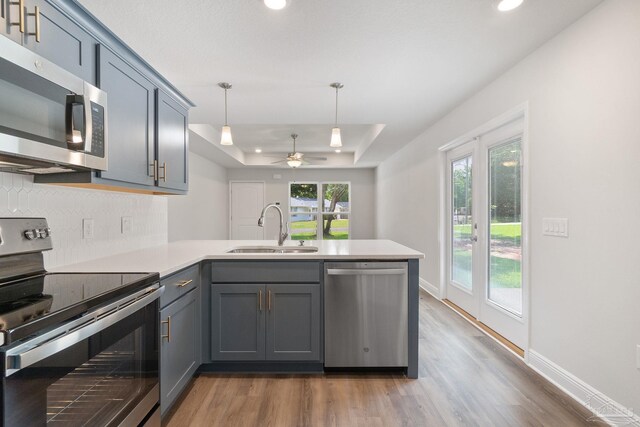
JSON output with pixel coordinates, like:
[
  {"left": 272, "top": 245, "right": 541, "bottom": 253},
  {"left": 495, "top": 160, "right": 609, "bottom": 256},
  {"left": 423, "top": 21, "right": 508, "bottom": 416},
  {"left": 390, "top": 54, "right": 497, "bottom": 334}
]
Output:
[
  {"left": 329, "top": 82, "right": 344, "bottom": 148},
  {"left": 218, "top": 82, "right": 233, "bottom": 145}
]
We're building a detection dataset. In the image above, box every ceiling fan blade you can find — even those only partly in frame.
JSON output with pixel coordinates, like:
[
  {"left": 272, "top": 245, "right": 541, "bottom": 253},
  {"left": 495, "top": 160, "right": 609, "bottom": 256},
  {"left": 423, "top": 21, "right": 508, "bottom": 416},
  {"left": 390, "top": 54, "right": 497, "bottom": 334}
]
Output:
[
  {"left": 270, "top": 159, "right": 287, "bottom": 164},
  {"left": 304, "top": 156, "right": 328, "bottom": 161}
]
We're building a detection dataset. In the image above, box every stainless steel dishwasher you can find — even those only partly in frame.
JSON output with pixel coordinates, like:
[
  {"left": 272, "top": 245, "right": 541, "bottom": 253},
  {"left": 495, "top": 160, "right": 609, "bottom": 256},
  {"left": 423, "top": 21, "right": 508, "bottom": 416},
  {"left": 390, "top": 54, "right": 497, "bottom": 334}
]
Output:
[{"left": 324, "top": 262, "right": 408, "bottom": 368}]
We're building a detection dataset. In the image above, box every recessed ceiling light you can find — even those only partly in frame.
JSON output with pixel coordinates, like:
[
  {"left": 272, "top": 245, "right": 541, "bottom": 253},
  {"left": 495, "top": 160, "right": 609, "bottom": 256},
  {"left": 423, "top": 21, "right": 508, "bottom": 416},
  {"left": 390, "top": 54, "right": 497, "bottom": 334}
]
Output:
[
  {"left": 497, "top": 0, "right": 523, "bottom": 12},
  {"left": 335, "top": 149, "right": 341, "bottom": 153},
  {"left": 255, "top": 148, "right": 262, "bottom": 153},
  {"left": 264, "top": 0, "right": 286, "bottom": 10}
]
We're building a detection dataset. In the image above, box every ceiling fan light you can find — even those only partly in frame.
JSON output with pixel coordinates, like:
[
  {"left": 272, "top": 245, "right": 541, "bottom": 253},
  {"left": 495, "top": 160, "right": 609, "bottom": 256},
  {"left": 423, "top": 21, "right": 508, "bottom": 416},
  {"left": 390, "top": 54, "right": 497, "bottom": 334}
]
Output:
[
  {"left": 287, "top": 159, "right": 302, "bottom": 168},
  {"left": 264, "top": 0, "right": 286, "bottom": 10},
  {"left": 220, "top": 125, "right": 233, "bottom": 146},
  {"left": 330, "top": 127, "right": 342, "bottom": 148},
  {"left": 497, "top": 0, "right": 523, "bottom": 12}
]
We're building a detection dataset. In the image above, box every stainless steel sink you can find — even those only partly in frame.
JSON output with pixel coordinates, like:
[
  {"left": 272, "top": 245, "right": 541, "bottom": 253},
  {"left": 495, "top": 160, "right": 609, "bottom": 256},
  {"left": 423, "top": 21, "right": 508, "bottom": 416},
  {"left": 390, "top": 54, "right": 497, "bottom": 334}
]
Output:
[{"left": 226, "top": 246, "right": 319, "bottom": 254}]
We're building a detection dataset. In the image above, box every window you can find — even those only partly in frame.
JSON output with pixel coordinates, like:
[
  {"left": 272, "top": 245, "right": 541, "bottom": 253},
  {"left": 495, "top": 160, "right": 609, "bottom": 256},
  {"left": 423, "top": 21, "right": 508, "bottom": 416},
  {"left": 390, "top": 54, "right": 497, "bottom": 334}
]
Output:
[{"left": 289, "top": 182, "right": 350, "bottom": 240}]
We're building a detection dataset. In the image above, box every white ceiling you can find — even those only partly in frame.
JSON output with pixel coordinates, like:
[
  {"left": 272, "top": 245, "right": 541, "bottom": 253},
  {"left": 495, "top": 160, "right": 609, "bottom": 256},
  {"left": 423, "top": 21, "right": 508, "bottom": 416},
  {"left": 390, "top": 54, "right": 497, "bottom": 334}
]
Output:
[{"left": 78, "top": 0, "right": 601, "bottom": 168}]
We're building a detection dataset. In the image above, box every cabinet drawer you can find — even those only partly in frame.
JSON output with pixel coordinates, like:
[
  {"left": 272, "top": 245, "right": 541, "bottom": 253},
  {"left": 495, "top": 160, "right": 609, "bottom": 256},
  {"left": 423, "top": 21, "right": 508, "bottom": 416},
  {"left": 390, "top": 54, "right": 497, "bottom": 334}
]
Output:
[
  {"left": 161, "top": 264, "right": 199, "bottom": 307},
  {"left": 211, "top": 261, "right": 320, "bottom": 283}
]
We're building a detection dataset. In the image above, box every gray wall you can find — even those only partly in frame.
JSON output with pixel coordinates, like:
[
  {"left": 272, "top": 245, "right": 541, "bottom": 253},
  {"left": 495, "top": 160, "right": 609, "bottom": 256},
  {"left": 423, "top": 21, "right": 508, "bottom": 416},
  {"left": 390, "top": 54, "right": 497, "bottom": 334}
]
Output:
[
  {"left": 226, "top": 168, "right": 376, "bottom": 241},
  {"left": 376, "top": 0, "right": 639, "bottom": 412},
  {"left": 168, "top": 152, "right": 228, "bottom": 241}
]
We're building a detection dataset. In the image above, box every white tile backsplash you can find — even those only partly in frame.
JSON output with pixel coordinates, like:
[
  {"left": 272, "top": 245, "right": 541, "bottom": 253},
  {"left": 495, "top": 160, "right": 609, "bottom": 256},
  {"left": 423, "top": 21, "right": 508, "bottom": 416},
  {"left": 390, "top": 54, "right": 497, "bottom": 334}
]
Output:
[{"left": 0, "top": 172, "right": 168, "bottom": 269}]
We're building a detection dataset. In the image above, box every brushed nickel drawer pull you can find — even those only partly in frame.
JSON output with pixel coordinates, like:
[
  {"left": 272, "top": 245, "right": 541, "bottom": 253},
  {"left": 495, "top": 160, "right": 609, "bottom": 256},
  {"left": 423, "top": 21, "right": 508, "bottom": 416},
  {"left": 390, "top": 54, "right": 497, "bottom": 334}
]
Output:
[
  {"left": 161, "top": 316, "right": 171, "bottom": 342},
  {"left": 176, "top": 279, "right": 193, "bottom": 288}
]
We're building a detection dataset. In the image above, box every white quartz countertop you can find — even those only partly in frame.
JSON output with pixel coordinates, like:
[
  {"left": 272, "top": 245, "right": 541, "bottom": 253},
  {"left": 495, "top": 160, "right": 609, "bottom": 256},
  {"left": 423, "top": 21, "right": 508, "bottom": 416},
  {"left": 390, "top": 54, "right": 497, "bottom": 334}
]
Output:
[{"left": 51, "top": 239, "right": 424, "bottom": 278}]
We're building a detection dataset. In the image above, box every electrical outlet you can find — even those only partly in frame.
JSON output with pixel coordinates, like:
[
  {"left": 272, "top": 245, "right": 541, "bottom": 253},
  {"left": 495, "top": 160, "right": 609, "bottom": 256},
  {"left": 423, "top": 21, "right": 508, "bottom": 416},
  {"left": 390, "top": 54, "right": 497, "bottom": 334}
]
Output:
[
  {"left": 82, "top": 218, "right": 94, "bottom": 239},
  {"left": 121, "top": 216, "right": 132, "bottom": 234}
]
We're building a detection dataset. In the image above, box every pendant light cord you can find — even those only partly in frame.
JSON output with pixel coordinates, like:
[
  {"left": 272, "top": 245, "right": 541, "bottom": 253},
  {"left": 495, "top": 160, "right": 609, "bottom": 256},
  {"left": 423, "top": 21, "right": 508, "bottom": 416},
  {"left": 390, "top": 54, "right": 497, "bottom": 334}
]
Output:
[
  {"left": 224, "top": 88, "right": 228, "bottom": 126},
  {"left": 335, "top": 86, "right": 339, "bottom": 126}
]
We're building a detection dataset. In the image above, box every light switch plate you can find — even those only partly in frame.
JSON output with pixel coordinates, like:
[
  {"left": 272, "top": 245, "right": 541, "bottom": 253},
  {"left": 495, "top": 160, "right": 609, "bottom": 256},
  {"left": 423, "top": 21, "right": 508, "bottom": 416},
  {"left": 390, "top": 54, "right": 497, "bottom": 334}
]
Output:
[
  {"left": 543, "top": 218, "right": 568, "bottom": 237},
  {"left": 82, "top": 218, "right": 94, "bottom": 239},
  {"left": 121, "top": 216, "right": 132, "bottom": 234}
]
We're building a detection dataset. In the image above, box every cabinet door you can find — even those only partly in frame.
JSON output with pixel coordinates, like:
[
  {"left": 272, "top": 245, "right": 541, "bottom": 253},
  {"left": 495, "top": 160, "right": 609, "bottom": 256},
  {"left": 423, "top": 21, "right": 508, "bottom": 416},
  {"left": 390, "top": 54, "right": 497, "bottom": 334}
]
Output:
[
  {"left": 97, "top": 45, "right": 155, "bottom": 186},
  {"left": 23, "top": 0, "right": 96, "bottom": 83},
  {"left": 211, "top": 284, "right": 265, "bottom": 361},
  {"left": 1, "top": 0, "right": 23, "bottom": 43},
  {"left": 156, "top": 90, "right": 188, "bottom": 191},
  {"left": 266, "top": 284, "right": 321, "bottom": 361},
  {"left": 160, "top": 288, "right": 199, "bottom": 415}
]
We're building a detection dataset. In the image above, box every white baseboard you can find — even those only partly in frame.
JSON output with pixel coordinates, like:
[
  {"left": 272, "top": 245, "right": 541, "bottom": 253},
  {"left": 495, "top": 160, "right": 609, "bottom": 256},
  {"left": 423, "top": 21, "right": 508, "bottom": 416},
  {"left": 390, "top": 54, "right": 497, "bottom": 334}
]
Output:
[
  {"left": 419, "top": 278, "right": 440, "bottom": 299},
  {"left": 528, "top": 350, "right": 639, "bottom": 426}
]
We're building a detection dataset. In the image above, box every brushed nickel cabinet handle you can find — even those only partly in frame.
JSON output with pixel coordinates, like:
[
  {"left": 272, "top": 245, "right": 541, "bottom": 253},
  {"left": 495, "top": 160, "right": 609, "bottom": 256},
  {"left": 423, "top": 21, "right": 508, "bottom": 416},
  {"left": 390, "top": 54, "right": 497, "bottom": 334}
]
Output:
[
  {"left": 161, "top": 316, "right": 171, "bottom": 342},
  {"left": 176, "top": 279, "right": 193, "bottom": 288},
  {"left": 258, "top": 290, "right": 263, "bottom": 311},
  {"left": 9, "top": 0, "right": 25, "bottom": 33},
  {"left": 26, "top": 5, "right": 39, "bottom": 42},
  {"left": 158, "top": 162, "right": 167, "bottom": 182},
  {"left": 267, "top": 290, "right": 272, "bottom": 311},
  {"left": 149, "top": 160, "right": 158, "bottom": 180}
]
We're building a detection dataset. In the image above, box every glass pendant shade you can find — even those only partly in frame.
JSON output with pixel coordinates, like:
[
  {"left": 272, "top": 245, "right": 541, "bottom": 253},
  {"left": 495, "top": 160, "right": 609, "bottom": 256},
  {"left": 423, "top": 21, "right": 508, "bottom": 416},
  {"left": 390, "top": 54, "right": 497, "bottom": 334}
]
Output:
[
  {"left": 330, "top": 127, "right": 342, "bottom": 148},
  {"left": 220, "top": 125, "right": 233, "bottom": 146},
  {"left": 287, "top": 159, "right": 302, "bottom": 168}
]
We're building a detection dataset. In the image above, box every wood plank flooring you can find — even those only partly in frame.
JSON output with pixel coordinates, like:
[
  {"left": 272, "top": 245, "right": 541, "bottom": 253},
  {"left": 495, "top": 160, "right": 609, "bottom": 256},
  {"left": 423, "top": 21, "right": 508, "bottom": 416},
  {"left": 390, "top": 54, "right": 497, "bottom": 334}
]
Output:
[{"left": 165, "top": 291, "right": 603, "bottom": 427}]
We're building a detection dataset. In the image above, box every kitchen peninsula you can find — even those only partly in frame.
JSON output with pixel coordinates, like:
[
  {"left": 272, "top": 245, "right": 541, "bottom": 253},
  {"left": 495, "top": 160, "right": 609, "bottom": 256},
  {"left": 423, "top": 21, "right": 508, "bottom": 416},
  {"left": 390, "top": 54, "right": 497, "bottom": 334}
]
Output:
[{"left": 54, "top": 239, "right": 424, "bottom": 415}]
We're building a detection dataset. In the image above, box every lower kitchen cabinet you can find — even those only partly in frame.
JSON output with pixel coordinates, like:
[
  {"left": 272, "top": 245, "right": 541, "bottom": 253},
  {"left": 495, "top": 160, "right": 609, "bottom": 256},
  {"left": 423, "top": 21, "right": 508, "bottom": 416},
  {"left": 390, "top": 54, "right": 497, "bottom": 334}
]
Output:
[
  {"left": 159, "top": 266, "right": 201, "bottom": 415},
  {"left": 211, "top": 283, "right": 321, "bottom": 362}
]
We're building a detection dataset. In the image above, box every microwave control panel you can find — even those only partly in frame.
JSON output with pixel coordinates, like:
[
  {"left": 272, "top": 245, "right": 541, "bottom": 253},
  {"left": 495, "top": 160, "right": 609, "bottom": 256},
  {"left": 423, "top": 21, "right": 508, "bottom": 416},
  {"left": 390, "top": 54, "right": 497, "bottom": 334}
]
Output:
[{"left": 90, "top": 102, "right": 105, "bottom": 158}]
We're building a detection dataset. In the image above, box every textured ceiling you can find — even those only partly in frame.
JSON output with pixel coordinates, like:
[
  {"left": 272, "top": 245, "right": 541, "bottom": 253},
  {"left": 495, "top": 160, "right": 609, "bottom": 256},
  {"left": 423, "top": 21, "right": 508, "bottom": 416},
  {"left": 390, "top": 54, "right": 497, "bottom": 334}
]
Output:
[{"left": 78, "top": 0, "right": 602, "bottom": 168}]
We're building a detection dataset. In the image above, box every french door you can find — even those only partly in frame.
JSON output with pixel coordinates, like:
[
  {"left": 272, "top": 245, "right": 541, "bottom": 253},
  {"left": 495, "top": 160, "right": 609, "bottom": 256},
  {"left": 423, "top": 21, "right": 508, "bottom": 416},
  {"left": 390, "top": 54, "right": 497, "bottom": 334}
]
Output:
[{"left": 445, "top": 119, "right": 526, "bottom": 350}]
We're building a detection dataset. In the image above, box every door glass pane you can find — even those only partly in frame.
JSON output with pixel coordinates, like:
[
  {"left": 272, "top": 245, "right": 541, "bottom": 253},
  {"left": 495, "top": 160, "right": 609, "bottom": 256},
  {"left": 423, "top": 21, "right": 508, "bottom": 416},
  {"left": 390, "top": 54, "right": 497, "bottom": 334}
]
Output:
[
  {"left": 290, "top": 214, "right": 317, "bottom": 240},
  {"left": 451, "top": 156, "right": 473, "bottom": 290},
  {"left": 322, "top": 214, "right": 349, "bottom": 239},
  {"left": 488, "top": 139, "right": 522, "bottom": 315},
  {"left": 322, "top": 183, "right": 350, "bottom": 212}
]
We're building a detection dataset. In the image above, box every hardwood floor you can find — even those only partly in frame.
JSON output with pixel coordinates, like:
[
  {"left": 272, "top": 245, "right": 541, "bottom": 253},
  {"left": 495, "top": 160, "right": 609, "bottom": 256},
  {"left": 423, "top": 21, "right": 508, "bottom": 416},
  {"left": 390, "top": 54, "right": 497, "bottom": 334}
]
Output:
[{"left": 165, "top": 291, "right": 603, "bottom": 426}]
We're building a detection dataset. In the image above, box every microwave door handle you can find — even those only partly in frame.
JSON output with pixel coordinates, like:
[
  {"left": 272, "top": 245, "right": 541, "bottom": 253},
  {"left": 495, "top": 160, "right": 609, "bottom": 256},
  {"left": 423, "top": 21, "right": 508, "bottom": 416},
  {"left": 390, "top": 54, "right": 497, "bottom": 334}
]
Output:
[
  {"left": 65, "top": 94, "right": 86, "bottom": 150},
  {"left": 4, "top": 286, "right": 160, "bottom": 376}
]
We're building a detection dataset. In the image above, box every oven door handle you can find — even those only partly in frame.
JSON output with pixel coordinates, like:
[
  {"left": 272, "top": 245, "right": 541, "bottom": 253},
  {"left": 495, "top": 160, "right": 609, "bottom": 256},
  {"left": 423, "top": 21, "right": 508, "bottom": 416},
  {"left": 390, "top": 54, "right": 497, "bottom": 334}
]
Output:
[{"left": 4, "top": 284, "right": 161, "bottom": 376}]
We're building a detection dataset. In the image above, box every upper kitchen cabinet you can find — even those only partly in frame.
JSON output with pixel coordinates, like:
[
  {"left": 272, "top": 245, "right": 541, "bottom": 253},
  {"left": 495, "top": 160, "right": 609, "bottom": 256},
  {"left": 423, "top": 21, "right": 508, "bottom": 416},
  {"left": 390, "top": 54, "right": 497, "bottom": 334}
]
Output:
[
  {"left": 156, "top": 91, "right": 188, "bottom": 192},
  {"left": 1, "top": 0, "right": 24, "bottom": 43},
  {"left": 22, "top": 0, "right": 96, "bottom": 83},
  {"left": 97, "top": 45, "right": 155, "bottom": 187}
]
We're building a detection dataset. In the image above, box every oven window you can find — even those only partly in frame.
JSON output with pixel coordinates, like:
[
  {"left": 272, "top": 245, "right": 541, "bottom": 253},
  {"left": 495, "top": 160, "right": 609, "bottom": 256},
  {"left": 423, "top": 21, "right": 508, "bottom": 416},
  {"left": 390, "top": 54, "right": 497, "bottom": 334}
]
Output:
[{"left": 3, "top": 303, "right": 158, "bottom": 427}]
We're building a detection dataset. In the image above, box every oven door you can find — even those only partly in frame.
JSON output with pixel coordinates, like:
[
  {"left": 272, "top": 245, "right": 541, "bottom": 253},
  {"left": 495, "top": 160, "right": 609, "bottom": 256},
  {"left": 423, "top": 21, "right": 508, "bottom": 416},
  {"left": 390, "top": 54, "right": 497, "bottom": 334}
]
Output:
[{"left": 1, "top": 284, "right": 160, "bottom": 427}]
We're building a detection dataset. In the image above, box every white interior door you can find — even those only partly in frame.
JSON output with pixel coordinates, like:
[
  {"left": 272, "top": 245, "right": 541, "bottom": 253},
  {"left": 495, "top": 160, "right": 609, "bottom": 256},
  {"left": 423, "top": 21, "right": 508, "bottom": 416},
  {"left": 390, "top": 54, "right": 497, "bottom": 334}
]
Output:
[
  {"left": 445, "top": 118, "right": 527, "bottom": 350},
  {"left": 230, "top": 181, "right": 265, "bottom": 240}
]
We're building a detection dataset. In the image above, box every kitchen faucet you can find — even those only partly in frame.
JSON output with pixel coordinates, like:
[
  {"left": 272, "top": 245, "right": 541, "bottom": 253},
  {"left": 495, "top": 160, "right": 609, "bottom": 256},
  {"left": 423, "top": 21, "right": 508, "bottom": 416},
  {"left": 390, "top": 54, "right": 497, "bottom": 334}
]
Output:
[{"left": 258, "top": 203, "right": 288, "bottom": 246}]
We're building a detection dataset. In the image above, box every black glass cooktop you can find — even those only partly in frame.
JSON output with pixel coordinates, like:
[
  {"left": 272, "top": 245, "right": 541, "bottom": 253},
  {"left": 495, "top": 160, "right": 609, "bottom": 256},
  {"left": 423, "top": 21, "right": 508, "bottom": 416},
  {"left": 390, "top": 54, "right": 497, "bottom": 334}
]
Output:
[{"left": 0, "top": 272, "right": 159, "bottom": 345}]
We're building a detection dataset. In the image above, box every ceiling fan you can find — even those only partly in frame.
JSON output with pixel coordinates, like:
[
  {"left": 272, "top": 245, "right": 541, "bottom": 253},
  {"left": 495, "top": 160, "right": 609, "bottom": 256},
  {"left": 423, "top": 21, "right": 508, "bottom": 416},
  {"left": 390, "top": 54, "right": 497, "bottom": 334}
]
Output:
[{"left": 270, "top": 134, "right": 327, "bottom": 168}]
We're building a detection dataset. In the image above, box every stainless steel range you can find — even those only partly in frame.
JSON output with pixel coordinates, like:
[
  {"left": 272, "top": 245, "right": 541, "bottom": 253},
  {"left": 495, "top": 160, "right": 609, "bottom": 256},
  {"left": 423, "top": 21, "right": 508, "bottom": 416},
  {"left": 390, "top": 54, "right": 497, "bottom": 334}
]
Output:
[{"left": 0, "top": 218, "right": 161, "bottom": 427}]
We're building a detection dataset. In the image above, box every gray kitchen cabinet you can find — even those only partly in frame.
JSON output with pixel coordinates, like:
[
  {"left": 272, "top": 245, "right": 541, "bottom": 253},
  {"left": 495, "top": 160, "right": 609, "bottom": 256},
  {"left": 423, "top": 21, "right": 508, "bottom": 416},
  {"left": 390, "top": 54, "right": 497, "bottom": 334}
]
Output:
[
  {"left": 22, "top": 0, "right": 96, "bottom": 83},
  {"left": 156, "top": 90, "right": 188, "bottom": 191},
  {"left": 211, "top": 282, "right": 321, "bottom": 362},
  {"left": 266, "top": 284, "right": 321, "bottom": 361},
  {"left": 159, "top": 265, "right": 201, "bottom": 415},
  {"left": 211, "top": 284, "right": 266, "bottom": 361},
  {"left": 1, "top": 0, "right": 24, "bottom": 43},
  {"left": 97, "top": 44, "right": 155, "bottom": 187},
  {"left": 160, "top": 287, "right": 199, "bottom": 416}
]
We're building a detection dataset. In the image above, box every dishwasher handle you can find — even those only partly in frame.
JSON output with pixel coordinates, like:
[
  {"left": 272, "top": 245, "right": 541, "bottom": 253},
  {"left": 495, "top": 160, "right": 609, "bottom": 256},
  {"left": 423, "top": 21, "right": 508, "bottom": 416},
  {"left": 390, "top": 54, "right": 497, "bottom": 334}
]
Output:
[{"left": 326, "top": 268, "right": 406, "bottom": 276}]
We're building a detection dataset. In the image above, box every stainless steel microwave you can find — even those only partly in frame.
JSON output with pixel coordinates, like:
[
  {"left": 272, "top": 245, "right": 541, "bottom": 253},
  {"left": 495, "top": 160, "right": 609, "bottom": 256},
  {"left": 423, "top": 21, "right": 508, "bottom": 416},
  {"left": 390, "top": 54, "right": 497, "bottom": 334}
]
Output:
[{"left": 0, "top": 36, "right": 107, "bottom": 174}]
